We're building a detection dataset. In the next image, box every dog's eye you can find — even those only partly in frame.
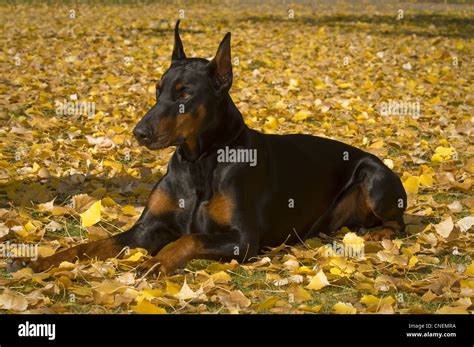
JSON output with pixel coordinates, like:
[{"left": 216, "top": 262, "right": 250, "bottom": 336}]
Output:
[{"left": 179, "top": 90, "right": 191, "bottom": 99}]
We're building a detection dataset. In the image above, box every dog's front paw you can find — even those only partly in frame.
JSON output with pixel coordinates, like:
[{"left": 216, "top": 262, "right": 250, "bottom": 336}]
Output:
[
  {"left": 6, "top": 258, "right": 52, "bottom": 273},
  {"left": 136, "top": 256, "right": 179, "bottom": 277},
  {"left": 6, "top": 258, "right": 31, "bottom": 273},
  {"left": 136, "top": 259, "right": 164, "bottom": 278},
  {"left": 363, "top": 228, "right": 395, "bottom": 242}
]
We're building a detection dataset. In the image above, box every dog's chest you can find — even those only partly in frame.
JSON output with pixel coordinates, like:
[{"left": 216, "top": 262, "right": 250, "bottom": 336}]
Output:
[
  {"left": 155, "top": 160, "right": 235, "bottom": 233},
  {"left": 160, "top": 187, "right": 233, "bottom": 234}
]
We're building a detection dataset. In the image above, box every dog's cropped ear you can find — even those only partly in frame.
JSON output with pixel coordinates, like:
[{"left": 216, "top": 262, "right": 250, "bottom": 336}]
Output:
[
  {"left": 207, "top": 32, "right": 232, "bottom": 94},
  {"left": 171, "top": 20, "right": 186, "bottom": 62}
]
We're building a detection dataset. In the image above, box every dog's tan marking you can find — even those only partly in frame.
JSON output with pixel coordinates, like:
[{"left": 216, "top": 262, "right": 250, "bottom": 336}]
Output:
[
  {"left": 178, "top": 104, "right": 206, "bottom": 152},
  {"left": 156, "top": 104, "right": 206, "bottom": 153},
  {"left": 206, "top": 192, "right": 235, "bottom": 225},
  {"left": 156, "top": 235, "right": 203, "bottom": 273},
  {"left": 138, "top": 234, "right": 204, "bottom": 275},
  {"left": 147, "top": 189, "right": 177, "bottom": 215}
]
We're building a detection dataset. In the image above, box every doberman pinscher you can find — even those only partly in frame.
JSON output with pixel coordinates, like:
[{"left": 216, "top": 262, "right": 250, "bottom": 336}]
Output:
[{"left": 13, "top": 21, "right": 407, "bottom": 276}]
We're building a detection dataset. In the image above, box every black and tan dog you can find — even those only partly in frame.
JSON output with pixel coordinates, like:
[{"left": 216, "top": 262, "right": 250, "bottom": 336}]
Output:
[{"left": 13, "top": 21, "right": 406, "bottom": 275}]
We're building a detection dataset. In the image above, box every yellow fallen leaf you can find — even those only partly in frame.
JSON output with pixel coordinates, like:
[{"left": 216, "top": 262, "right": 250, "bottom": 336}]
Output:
[
  {"left": 10, "top": 268, "right": 34, "bottom": 280},
  {"left": 419, "top": 174, "right": 434, "bottom": 187},
  {"left": 456, "top": 216, "right": 474, "bottom": 233},
  {"left": 255, "top": 297, "right": 279, "bottom": 311},
  {"left": 434, "top": 216, "right": 454, "bottom": 239},
  {"left": 408, "top": 255, "right": 419, "bottom": 269},
  {"left": 435, "top": 146, "right": 455, "bottom": 157},
  {"left": 421, "top": 290, "right": 439, "bottom": 303},
  {"left": 298, "top": 304, "right": 322, "bottom": 313},
  {"left": 121, "top": 205, "right": 137, "bottom": 215},
  {"left": 306, "top": 270, "right": 329, "bottom": 291},
  {"left": 465, "top": 261, "right": 474, "bottom": 277},
  {"left": 332, "top": 302, "right": 357, "bottom": 314},
  {"left": 14, "top": 221, "right": 44, "bottom": 242},
  {"left": 275, "top": 100, "right": 287, "bottom": 109},
  {"left": 79, "top": 200, "right": 102, "bottom": 227},
  {"left": 131, "top": 299, "right": 166, "bottom": 314},
  {"left": 166, "top": 281, "right": 181, "bottom": 295},
  {"left": 37, "top": 246, "right": 56, "bottom": 258},
  {"left": 292, "top": 110, "right": 311, "bottom": 122},
  {"left": 136, "top": 288, "right": 163, "bottom": 304},
  {"left": 101, "top": 197, "right": 117, "bottom": 207},
  {"left": 336, "top": 81, "right": 351, "bottom": 89},
  {"left": 360, "top": 295, "right": 380, "bottom": 306},
  {"left": 73, "top": 194, "right": 97, "bottom": 213},
  {"left": 205, "top": 261, "right": 236, "bottom": 273},
  {"left": 383, "top": 158, "right": 394, "bottom": 169},
  {"left": 124, "top": 251, "right": 145, "bottom": 262},
  {"left": 175, "top": 279, "right": 205, "bottom": 301},
  {"left": 229, "top": 290, "right": 251, "bottom": 308},
  {"left": 460, "top": 280, "right": 474, "bottom": 290},
  {"left": 0, "top": 289, "right": 28, "bottom": 311},
  {"left": 287, "top": 286, "right": 313, "bottom": 303},
  {"left": 403, "top": 176, "right": 420, "bottom": 194},
  {"left": 330, "top": 257, "right": 356, "bottom": 274},
  {"left": 38, "top": 199, "right": 55, "bottom": 212},
  {"left": 369, "top": 140, "right": 384, "bottom": 149},
  {"left": 288, "top": 78, "right": 299, "bottom": 89},
  {"left": 210, "top": 271, "right": 232, "bottom": 283},
  {"left": 297, "top": 266, "right": 314, "bottom": 275},
  {"left": 264, "top": 116, "right": 279, "bottom": 130},
  {"left": 435, "top": 305, "right": 468, "bottom": 314},
  {"left": 360, "top": 295, "right": 395, "bottom": 311},
  {"left": 342, "top": 231, "right": 365, "bottom": 251},
  {"left": 24, "top": 221, "right": 36, "bottom": 232},
  {"left": 432, "top": 146, "right": 455, "bottom": 162},
  {"left": 31, "top": 162, "right": 40, "bottom": 173}
]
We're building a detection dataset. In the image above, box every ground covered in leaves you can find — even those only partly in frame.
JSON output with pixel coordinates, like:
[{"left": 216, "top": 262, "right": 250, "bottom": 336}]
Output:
[{"left": 0, "top": 1, "right": 473, "bottom": 314}]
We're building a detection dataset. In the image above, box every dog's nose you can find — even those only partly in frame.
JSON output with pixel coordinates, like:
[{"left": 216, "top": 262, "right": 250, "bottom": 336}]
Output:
[{"left": 133, "top": 125, "right": 152, "bottom": 143}]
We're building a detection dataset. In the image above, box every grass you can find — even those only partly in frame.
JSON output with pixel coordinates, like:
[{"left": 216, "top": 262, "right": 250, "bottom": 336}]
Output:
[
  {"left": 396, "top": 290, "right": 443, "bottom": 312},
  {"left": 311, "top": 286, "right": 358, "bottom": 313},
  {"left": 231, "top": 268, "right": 268, "bottom": 293},
  {"left": 43, "top": 218, "right": 85, "bottom": 239}
]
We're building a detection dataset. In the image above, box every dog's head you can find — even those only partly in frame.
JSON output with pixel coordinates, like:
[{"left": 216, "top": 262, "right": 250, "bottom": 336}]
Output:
[{"left": 133, "top": 20, "right": 233, "bottom": 151}]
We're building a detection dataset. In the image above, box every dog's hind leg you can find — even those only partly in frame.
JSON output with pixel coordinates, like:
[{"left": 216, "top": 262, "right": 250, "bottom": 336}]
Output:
[
  {"left": 304, "top": 156, "right": 406, "bottom": 240},
  {"left": 358, "top": 159, "right": 407, "bottom": 240}
]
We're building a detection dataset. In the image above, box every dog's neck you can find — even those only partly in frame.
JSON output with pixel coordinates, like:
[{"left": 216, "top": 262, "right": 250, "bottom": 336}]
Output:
[{"left": 178, "top": 94, "right": 247, "bottom": 162}]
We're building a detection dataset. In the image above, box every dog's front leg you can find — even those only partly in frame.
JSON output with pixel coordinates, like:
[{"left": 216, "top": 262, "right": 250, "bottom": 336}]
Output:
[
  {"left": 9, "top": 220, "right": 178, "bottom": 273},
  {"left": 137, "top": 230, "right": 258, "bottom": 276}
]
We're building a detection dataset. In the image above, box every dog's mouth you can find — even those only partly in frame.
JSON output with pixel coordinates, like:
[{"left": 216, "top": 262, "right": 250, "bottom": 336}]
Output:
[
  {"left": 142, "top": 142, "right": 167, "bottom": 150},
  {"left": 135, "top": 135, "right": 172, "bottom": 150}
]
